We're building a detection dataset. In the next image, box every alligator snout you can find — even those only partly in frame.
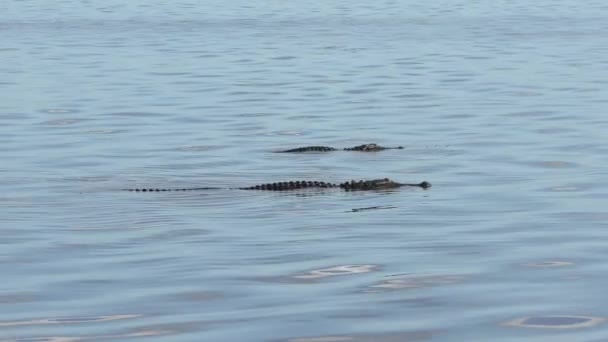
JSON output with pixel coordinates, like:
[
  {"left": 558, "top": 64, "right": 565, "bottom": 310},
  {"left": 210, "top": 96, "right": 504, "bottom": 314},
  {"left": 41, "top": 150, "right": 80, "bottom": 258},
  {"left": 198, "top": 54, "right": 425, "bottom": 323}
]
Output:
[{"left": 419, "top": 181, "right": 432, "bottom": 189}]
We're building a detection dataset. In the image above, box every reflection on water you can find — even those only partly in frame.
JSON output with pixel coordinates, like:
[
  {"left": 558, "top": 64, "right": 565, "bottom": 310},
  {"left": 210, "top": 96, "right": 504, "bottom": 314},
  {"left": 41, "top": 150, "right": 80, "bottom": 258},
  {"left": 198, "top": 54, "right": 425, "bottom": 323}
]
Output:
[
  {"left": 524, "top": 261, "right": 574, "bottom": 268},
  {"left": 366, "top": 274, "right": 465, "bottom": 292},
  {"left": 283, "top": 330, "right": 435, "bottom": 342},
  {"left": 504, "top": 316, "right": 605, "bottom": 329},
  {"left": 0, "top": 293, "right": 37, "bottom": 304},
  {"left": 10, "top": 328, "right": 173, "bottom": 342},
  {"left": 0, "top": 315, "right": 140, "bottom": 327},
  {"left": 293, "top": 265, "right": 379, "bottom": 281}
]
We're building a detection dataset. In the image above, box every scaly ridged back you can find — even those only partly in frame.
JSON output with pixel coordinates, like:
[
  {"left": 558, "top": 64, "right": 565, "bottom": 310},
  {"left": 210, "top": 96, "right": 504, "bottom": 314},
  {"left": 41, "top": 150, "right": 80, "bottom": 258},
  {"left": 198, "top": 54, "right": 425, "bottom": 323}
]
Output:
[
  {"left": 278, "top": 146, "right": 337, "bottom": 153},
  {"left": 239, "top": 181, "right": 336, "bottom": 191},
  {"left": 339, "top": 178, "right": 401, "bottom": 190}
]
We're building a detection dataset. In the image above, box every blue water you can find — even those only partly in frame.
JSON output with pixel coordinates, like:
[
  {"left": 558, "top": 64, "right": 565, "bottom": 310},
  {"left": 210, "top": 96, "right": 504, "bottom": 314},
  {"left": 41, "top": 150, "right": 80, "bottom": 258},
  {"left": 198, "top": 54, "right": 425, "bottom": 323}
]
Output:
[{"left": 2, "top": 1, "right": 608, "bottom": 341}]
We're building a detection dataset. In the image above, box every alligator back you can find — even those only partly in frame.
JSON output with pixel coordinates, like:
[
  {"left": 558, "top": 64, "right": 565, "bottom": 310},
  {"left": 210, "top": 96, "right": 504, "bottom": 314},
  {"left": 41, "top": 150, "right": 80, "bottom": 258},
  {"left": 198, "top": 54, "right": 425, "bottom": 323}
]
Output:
[
  {"left": 277, "top": 143, "right": 403, "bottom": 153},
  {"left": 238, "top": 181, "right": 336, "bottom": 191},
  {"left": 277, "top": 146, "right": 337, "bottom": 153}
]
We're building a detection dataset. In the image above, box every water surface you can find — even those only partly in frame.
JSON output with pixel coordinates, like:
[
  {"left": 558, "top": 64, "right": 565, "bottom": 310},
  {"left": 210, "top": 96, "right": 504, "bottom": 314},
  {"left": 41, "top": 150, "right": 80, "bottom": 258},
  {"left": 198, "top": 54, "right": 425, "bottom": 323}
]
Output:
[{"left": 2, "top": 0, "right": 608, "bottom": 341}]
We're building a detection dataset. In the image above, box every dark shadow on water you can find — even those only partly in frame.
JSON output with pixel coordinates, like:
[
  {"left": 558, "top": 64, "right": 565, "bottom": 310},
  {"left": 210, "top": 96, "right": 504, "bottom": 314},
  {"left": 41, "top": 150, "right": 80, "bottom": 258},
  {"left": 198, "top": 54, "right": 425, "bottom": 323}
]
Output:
[{"left": 348, "top": 205, "right": 397, "bottom": 213}]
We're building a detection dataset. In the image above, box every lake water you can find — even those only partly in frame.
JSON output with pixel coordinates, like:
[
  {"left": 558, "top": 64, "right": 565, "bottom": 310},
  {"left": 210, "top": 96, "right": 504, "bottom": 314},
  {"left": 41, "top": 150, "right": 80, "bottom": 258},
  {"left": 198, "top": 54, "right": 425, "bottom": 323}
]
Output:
[{"left": 2, "top": 1, "right": 608, "bottom": 341}]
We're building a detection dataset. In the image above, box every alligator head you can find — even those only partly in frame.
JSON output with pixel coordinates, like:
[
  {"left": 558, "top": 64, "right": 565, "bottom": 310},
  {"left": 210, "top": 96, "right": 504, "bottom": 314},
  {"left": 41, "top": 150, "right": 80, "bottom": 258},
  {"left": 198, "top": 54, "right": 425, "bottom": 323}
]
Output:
[
  {"left": 340, "top": 178, "right": 431, "bottom": 190},
  {"left": 345, "top": 144, "right": 404, "bottom": 152}
]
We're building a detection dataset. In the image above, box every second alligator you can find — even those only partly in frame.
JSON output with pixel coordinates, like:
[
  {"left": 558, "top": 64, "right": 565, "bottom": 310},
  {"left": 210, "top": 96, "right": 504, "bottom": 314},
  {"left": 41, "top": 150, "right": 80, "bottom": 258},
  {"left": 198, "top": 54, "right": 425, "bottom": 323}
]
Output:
[{"left": 277, "top": 143, "right": 403, "bottom": 153}]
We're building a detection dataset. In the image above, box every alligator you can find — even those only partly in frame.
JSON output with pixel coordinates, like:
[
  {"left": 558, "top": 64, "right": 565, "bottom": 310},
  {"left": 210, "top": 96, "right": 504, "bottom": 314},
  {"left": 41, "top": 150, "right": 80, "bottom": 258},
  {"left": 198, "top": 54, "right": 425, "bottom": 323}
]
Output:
[
  {"left": 124, "top": 178, "right": 431, "bottom": 192},
  {"left": 276, "top": 143, "right": 404, "bottom": 153}
]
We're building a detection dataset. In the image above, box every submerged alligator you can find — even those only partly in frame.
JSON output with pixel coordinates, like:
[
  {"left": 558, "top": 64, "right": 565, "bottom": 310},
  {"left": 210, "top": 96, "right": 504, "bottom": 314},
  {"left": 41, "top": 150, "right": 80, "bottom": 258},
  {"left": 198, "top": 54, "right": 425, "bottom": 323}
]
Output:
[
  {"left": 125, "top": 178, "right": 431, "bottom": 192},
  {"left": 277, "top": 143, "right": 403, "bottom": 153}
]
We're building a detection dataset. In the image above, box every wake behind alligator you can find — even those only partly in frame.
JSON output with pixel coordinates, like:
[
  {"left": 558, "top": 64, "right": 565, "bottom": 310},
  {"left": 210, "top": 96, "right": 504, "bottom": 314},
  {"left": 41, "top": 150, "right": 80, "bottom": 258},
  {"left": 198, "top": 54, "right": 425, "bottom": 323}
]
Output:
[
  {"left": 277, "top": 143, "right": 403, "bottom": 153},
  {"left": 125, "top": 178, "right": 431, "bottom": 192}
]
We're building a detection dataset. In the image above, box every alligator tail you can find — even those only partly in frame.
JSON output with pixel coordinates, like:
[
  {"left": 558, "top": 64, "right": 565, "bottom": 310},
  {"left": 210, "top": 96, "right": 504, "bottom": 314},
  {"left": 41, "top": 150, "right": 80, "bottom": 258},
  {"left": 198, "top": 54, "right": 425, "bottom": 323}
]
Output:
[{"left": 123, "top": 187, "right": 222, "bottom": 192}]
